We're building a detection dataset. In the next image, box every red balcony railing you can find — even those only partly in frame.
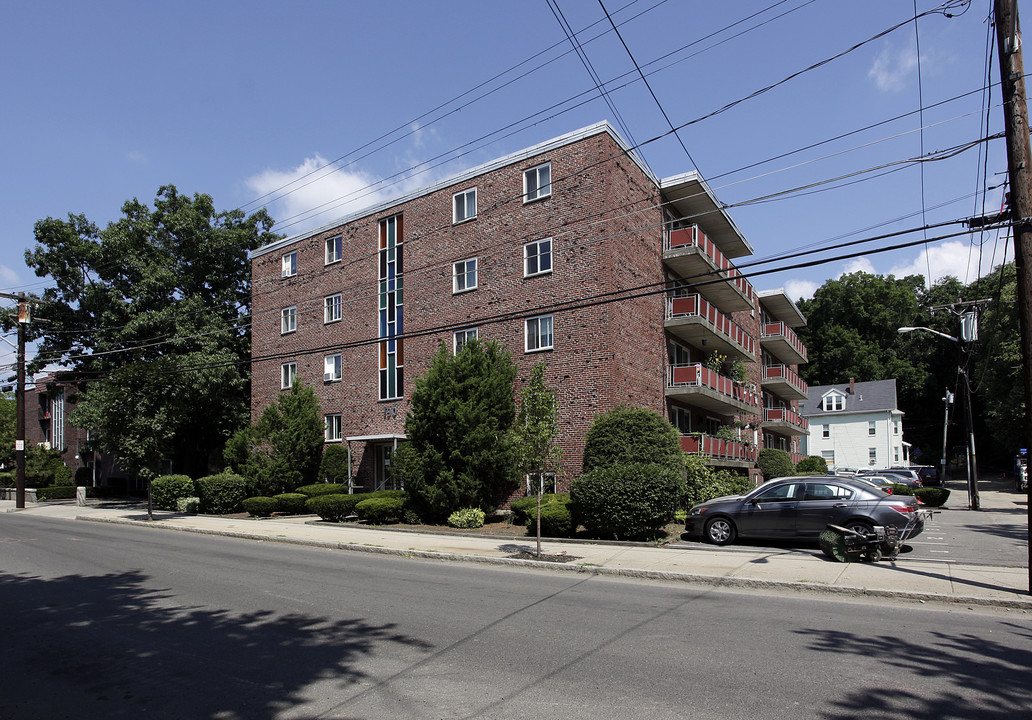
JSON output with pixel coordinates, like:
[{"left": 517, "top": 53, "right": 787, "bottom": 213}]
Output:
[
  {"left": 666, "top": 226, "right": 755, "bottom": 302},
  {"left": 666, "top": 293, "right": 756, "bottom": 356},
  {"left": 761, "top": 322, "right": 808, "bottom": 363},
  {"left": 761, "top": 364, "right": 808, "bottom": 395},
  {"left": 763, "top": 407, "right": 809, "bottom": 431},
  {"left": 680, "top": 434, "right": 759, "bottom": 462},
  {"left": 668, "top": 364, "right": 761, "bottom": 408}
]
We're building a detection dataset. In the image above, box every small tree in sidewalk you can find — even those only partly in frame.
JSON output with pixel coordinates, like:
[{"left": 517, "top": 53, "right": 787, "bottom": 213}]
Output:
[{"left": 511, "top": 362, "right": 563, "bottom": 557}]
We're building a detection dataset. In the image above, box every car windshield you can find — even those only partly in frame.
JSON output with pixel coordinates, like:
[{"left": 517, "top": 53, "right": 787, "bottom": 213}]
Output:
[{"left": 751, "top": 483, "right": 800, "bottom": 502}]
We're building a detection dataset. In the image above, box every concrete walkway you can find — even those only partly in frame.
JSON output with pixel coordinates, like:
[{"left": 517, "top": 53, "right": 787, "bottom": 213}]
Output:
[{"left": 3, "top": 481, "right": 1030, "bottom": 610}]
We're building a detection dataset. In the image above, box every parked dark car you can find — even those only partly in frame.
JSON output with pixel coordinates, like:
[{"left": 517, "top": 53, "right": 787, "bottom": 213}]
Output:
[
  {"left": 857, "top": 468, "right": 922, "bottom": 488},
  {"left": 910, "top": 465, "right": 942, "bottom": 487},
  {"left": 685, "top": 476, "right": 924, "bottom": 546}
]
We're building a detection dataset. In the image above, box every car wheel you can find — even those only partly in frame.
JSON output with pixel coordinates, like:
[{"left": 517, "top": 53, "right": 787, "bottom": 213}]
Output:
[
  {"left": 704, "top": 516, "right": 737, "bottom": 545},
  {"left": 846, "top": 520, "right": 874, "bottom": 537}
]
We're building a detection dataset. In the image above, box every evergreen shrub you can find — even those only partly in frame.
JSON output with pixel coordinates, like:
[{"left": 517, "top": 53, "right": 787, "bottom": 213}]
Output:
[
  {"left": 914, "top": 487, "right": 949, "bottom": 506},
  {"left": 273, "top": 492, "right": 309, "bottom": 514},
  {"left": 319, "top": 444, "right": 350, "bottom": 484},
  {"left": 295, "top": 483, "right": 347, "bottom": 497},
  {"left": 889, "top": 484, "right": 914, "bottom": 496},
  {"left": 581, "top": 405, "right": 682, "bottom": 473},
  {"left": 306, "top": 494, "right": 354, "bottom": 522},
  {"left": 242, "top": 496, "right": 278, "bottom": 517},
  {"left": 355, "top": 496, "right": 404, "bottom": 523},
  {"left": 535, "top": 501, "right": 574, "bottom": 537},
  {"left": 571, "top": 463, "right": 684, "bottom": 539},
  {"left": 795, "top": 455, "right": 829, "bottom": 474},
  {"left": 757, "top": 448, "right": 795, "bottom": 480},
  {"left": 448, "top": 507, "right": 486, "bottom": 529},
  {"left": 195, "top": 472, "right": 252, "bottom": 514},
  {"left": 152, "top": 474, "right": 196, "bottom": 511}
]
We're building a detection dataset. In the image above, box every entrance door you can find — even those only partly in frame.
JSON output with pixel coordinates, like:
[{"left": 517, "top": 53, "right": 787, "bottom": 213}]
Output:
[{"left": 375, "top": 444, "right": 398, "bottom": 490}]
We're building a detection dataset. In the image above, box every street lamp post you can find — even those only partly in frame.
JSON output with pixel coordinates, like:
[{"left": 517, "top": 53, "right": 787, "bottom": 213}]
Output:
[{"left": 898, "top": 326, "right": 980, "bottom": 511}]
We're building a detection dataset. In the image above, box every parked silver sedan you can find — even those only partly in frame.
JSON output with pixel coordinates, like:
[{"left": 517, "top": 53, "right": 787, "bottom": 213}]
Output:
[{"left": 685, "top": 476, "right": 924, "bottom": 545}]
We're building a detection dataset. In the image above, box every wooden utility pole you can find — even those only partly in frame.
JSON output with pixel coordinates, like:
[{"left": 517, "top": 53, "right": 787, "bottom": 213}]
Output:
[{"left": 993, "top": 0, "right": 1032, "bottom": 593}]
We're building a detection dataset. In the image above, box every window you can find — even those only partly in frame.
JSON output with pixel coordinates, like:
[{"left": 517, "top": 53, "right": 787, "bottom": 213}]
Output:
[
  {"left": 325, "top": 235, "right": 342, "bottom": 264},
  {"left": 821, "top": 450, "right": 835, "bottom": 466},
  {"left": 894, "top": 446, "right": 901, "bottom": 463},
  {"left": 524, "top": 238, "right": 552, "bottom": 277},
  {"left": 454, "top": 328, "right": 478, "bottom": 353},
  {"left": 525, "top": 314, "right": 553, "bottom": 352},
  {"left": 324, "top": 293, "right": 342, "bottom": 323},
  {"left": 453, "top": 258, "right": 478, "bottom": 293},
  {"left": 453, "top": 187, "right": 477, "bottom": 223},
  {"left": 324, "top": 354, "right": 342, "bottom": 382},
  {"left": 526, "top": 471, "right": 557, "bottom": 495},
  {"left": 822, "top": 424, "right": 830, "bottom": 439},
  {"left": 325, "top": 414, "right": 342, "bottom": 442},
  {"left": 868, "top": 421, "right": 877, "bottom": 436},
  {"left": 281, "top": 362, "right": 297, "bottom": 389},
  {"left": 822, "top": 393, "right": 844, "bottom": 411},
  {"left": 281, "top": 306, "right": 297, "bottom": 334},
  {"left": 894, "top": 421, "right": 900, "bottom": 435},
  {"left": 281, "top": 251, "right": 297, "bottom": 278},
  {"left": 670, "top": 406, "right": 691, "bottom": 434},
  {"left": 754, "top": 483, "right": 800, "bottom": 503},
  {"left": 523, "top": 162, "right": 551, "bottom": 202},
  {"left": 379, "top": 214, "right": 404, "bottom": 400},
  {"left": 869, "top": 448, "right": 877, "bottom": 465},
  {"left": 51, "top": 388, "right": 65, "bottom": 451},
  {"left": 803, "top": 483, "right": 853, "bottom": 501}
]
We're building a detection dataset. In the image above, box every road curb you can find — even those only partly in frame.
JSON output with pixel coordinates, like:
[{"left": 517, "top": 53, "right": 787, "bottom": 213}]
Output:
[{"left": 77, "top": 514, "right": 1032, "bottom": 611}]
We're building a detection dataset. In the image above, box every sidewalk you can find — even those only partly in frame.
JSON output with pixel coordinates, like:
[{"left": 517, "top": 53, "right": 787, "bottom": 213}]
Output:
[{"left": 3, "top": 483, "right": 1030, "bottom": 610}]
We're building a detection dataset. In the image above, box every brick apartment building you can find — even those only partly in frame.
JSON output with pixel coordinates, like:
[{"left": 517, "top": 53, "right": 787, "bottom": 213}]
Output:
[{"left": 250, "top": 122, "right": 808, "bottom": 493}]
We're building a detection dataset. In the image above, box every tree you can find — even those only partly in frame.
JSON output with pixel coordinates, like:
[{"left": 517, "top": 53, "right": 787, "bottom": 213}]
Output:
[
  {"left": 0, "top": 393, "right": 15, "bottom": 471},
  {"left": 22, "top": 186, "right": 278, "bottom": 481},
  {"left": 510, "top": 362, "right": 563, "bottom": 556},
  {"left": 224, "top": 382, "right": 324, "bottom": 496},
  {"left": 394, "top": 339, "right": 519, "bottom": 522}
]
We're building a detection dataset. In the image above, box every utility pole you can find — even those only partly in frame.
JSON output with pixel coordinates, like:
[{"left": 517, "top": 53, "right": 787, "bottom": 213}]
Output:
[
  {"left": 993, "top": 0, "right": 1032, "bottom": 593},
  {"left": 0, "top": 292, "right": 31, "bottom": 509}
]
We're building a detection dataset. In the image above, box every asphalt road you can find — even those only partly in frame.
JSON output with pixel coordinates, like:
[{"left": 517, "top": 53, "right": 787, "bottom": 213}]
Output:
[{"left": 1, "top": 513, "right": 1030, "bottom": 720}]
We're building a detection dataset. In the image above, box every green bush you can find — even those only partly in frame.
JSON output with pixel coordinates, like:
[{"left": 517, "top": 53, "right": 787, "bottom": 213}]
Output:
[
  {"left": 571, "top": 463, "right": 685, "bottom": 540},
  {"left": 757, "top": 448, "right": 795, "bottom": 481},
  {"left": 915, "top": 487, "right": 950, "bottom": 506},
  {"left": 448, "top": 507, "right": 486, "bottom": 528},
  {"left": 295, "top": 483, "right": 347, "bottom": 497},
  {"left": 355, "top": 496, "right": 404, "bottom": 524},
  {"left": 319, "top": 444, "right": 350, "bottom": 484},
  {"left": 194, "top": 472, "right": 252, "bottom": 515},
  {"left": 535, "top": 501, "right": 574, "bottom": 537},
  {"left": 36, "top": 486, "right": 80, "bottom": 501},
  {"left": 306, "top": 494, "right": 355, "bottom": 522},
  {"left": 889, "top": 484, "right": 914, "bottom": 496},
  {"left": 274, "top": 493, "right": 309, "bottom": 514},
  {"left": 152, "top": 475, "right": 196, "bottom": 511},
  {"left": 177, "top": 496, "right": 200, "bottom": 513},
  {"left": 582, "top": 405, "right": 683, "bottom": 473},
  {"left": 52, "top": 465, "right": 74, "bottom": 487},
  {"left": 0, "top": 471, "right": 14, "bottom": 487},
  {"left": 795, "top": 455, "right": 829, "bottom": 474},
  {"left": 242, "top": 496, "right": 278, "bottom": 518},
  {"left": 684, "top": 455, "right": 753, "bottom": 508},
  {"left": 511, "top": 493, "right": 571, "bottom": 526}
]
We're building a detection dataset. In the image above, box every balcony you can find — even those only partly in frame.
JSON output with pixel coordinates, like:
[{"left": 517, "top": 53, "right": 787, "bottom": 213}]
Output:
[
  {"left": 665, "top": 294, "right": 756, "bottom": 361},
  {"left": 663, "top": 226, "right": 754, "bottom": 312},
  {"left": 761, "top": 364, "right": 808, "bottom": 401},
  {"left": 666, "top": 364, "right": 760, "bottom": 414},
  {"left": 760, "top": 321, "right": 808, "bottom": 365},
  {"left": 763, "top": 407, "right": 809, "bottom": 436},
  {"left": 680, "top": 434, "right": 758, "bottom": 464}
]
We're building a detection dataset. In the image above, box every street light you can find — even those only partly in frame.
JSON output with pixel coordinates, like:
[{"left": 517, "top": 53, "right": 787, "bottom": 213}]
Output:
[{"left": 897, "top": 326, "right": 981, "bottom": 511}]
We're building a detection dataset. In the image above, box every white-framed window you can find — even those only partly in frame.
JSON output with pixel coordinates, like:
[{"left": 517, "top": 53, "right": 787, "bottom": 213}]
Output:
[
  {"left": 893, "top": 420, "right": 900, "bottom": 435},
  {"left": 454, "top": 328, "right": 478, "bottom": 353},
  {"left": 822, "top": 393, "right": 844, "bottom": 411},
  {"left": 281, "top": 306, "right": 297, "bottom": 334},
  {"left": 325, "top": 235, "right": 343, "bottom": 264},
  {"left": 526, "top": 471, "right": 557, "bottom": 495},
  {"left": 325, "top": 414, "right": 342, "bottom": 442},
  {"left": 894, "top": 446, "right": 901, "bottom": 463},
  {"left": 453, "top": 258, "right": 478, "bottom": 293},
  {"left": 670, "top": 406, "right": 691, "bottom": 434},
  {"left": 822, "top": 424, "right": 830, "bottom": 439},
  {"left": 523, "top": 162, "right": 551, "bottom": 203},
  {"left": 821, "top": 450, "right": 835, "bottom": 466},
  {"left": 281, "top": 362, "right": 297, "bottom": 390},
  {"left": 524, "top": 238, "right": 552, "bottom": 277},
  {"left": 51, "top": 388, "right": 65, "bottom": 451},
  {"left": 281, "top": 251, "right": 297, "bottom": 278},
  {"left": 453, "top": 187, "right": 477, "bottom": 223},
  {"left": 324, "top": 293, "right": 342, "bottom": 323},
  {"left": 869, "top": 448, "right": 877, "bottom": 465},
  {"left": 324, "top": 354, "right": 342, "bottom": 382},
  {"left": 868, "top": 420, "right": 877, "bottom": 436},
  {"left": 525, "top": 314, "right": 553, "bottom": 352}
]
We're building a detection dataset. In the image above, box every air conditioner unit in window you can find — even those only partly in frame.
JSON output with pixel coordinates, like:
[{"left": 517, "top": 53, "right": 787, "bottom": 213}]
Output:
[{"left": 324, "top": 373, "right": 333, "bottom": 382}]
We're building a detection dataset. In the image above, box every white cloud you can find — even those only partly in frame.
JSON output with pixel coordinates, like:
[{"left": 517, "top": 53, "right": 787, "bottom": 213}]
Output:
[
  {"left": 888, "top": 239, "right": 1014, "bottom": 285},
  {"left": 841, "top": 257, "right": 876, "bottom": 275},
  {"left": 0, "top": 264, "right": 22, "bottom": 287},
  {"left": 127, "top": 151, "right": 147, "bottom": 163},
  {"left": 869, "top": 43, "right": 918, "bottom": 92},
  {"left": 784, "top": 278, "right": 818, "bottom": 302},
  {"left": 245, "top": 155, "right": 388, "bottom": 235}
]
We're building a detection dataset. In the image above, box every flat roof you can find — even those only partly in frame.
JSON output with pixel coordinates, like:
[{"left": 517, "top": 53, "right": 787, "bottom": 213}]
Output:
[{"left": 659, "top": 172, "right": 753, "bottom": 259}]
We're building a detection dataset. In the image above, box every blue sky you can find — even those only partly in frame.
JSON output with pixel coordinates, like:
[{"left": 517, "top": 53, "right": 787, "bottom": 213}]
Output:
[{"left": 0, "top": 0, "right": 1011, "bottom": 341}]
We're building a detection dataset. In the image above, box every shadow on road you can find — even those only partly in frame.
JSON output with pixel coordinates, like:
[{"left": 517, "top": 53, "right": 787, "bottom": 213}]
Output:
[{"left": 0, "top": 568, "right": 432, "bottom": 719}]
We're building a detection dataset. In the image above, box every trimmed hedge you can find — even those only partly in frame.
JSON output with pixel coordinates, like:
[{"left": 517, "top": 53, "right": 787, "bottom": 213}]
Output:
[
  {"left": 915, "top": 487, "right": 950, "bottom": 507},
  {"left": 295, "top": 483, "right": 347, "bottom": 498},
  {"left": 536, "top": 501, "right": 574, "bottom": 537},
  {"left": 571, "top": 463, "right": 684, "bottom": 540},
  {"left": 273, "top": 493, "right": 309, "bottom": 515},
  {"left": 36, "top": 486, "right": 82, "bottom": 501},
  {"left": 757, "top": 448, "right": 795, "bottom": 480},
  {"left": 152, "top": 475, "right": 196, "bottom": 511},
  {"left": 195, "top": 472, "right": 252, "bottom": 515},
  {"left": 242, "top": 496, "right": 278, "bottom": 518},
  {"left": 306, "top": 494, "right": 355, "bottom": 522},
  {"left": 889, "top": 484, "right": 914, "bottom": 496},
  {"left": 795, "top": 455, "right": 828, "bottom": 474},
  {"left": 582, "top": 405, "right": 683, "bottom": 473},
  {"left": 511, "top": 493, "right": 572, "bottom": 527},
  {"left": 448, "top": 507, "right": 486, "bottom": 529},
  {"left": 355, "top": 496, "right": 404, "bottom": 524}
]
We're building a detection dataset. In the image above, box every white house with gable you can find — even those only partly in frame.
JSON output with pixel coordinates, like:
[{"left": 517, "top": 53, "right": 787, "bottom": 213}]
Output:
[{"left": 799, "top": 378, "right": 907, "bottom": 471}]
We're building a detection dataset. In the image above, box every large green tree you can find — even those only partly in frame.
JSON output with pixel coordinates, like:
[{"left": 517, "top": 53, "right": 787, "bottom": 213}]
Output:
[
  {"left": 23, "top": 186, "right": 278, "bottom": 481},
  {"left": 394, "top": 339, "right": 519, "bottom": 522}
]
